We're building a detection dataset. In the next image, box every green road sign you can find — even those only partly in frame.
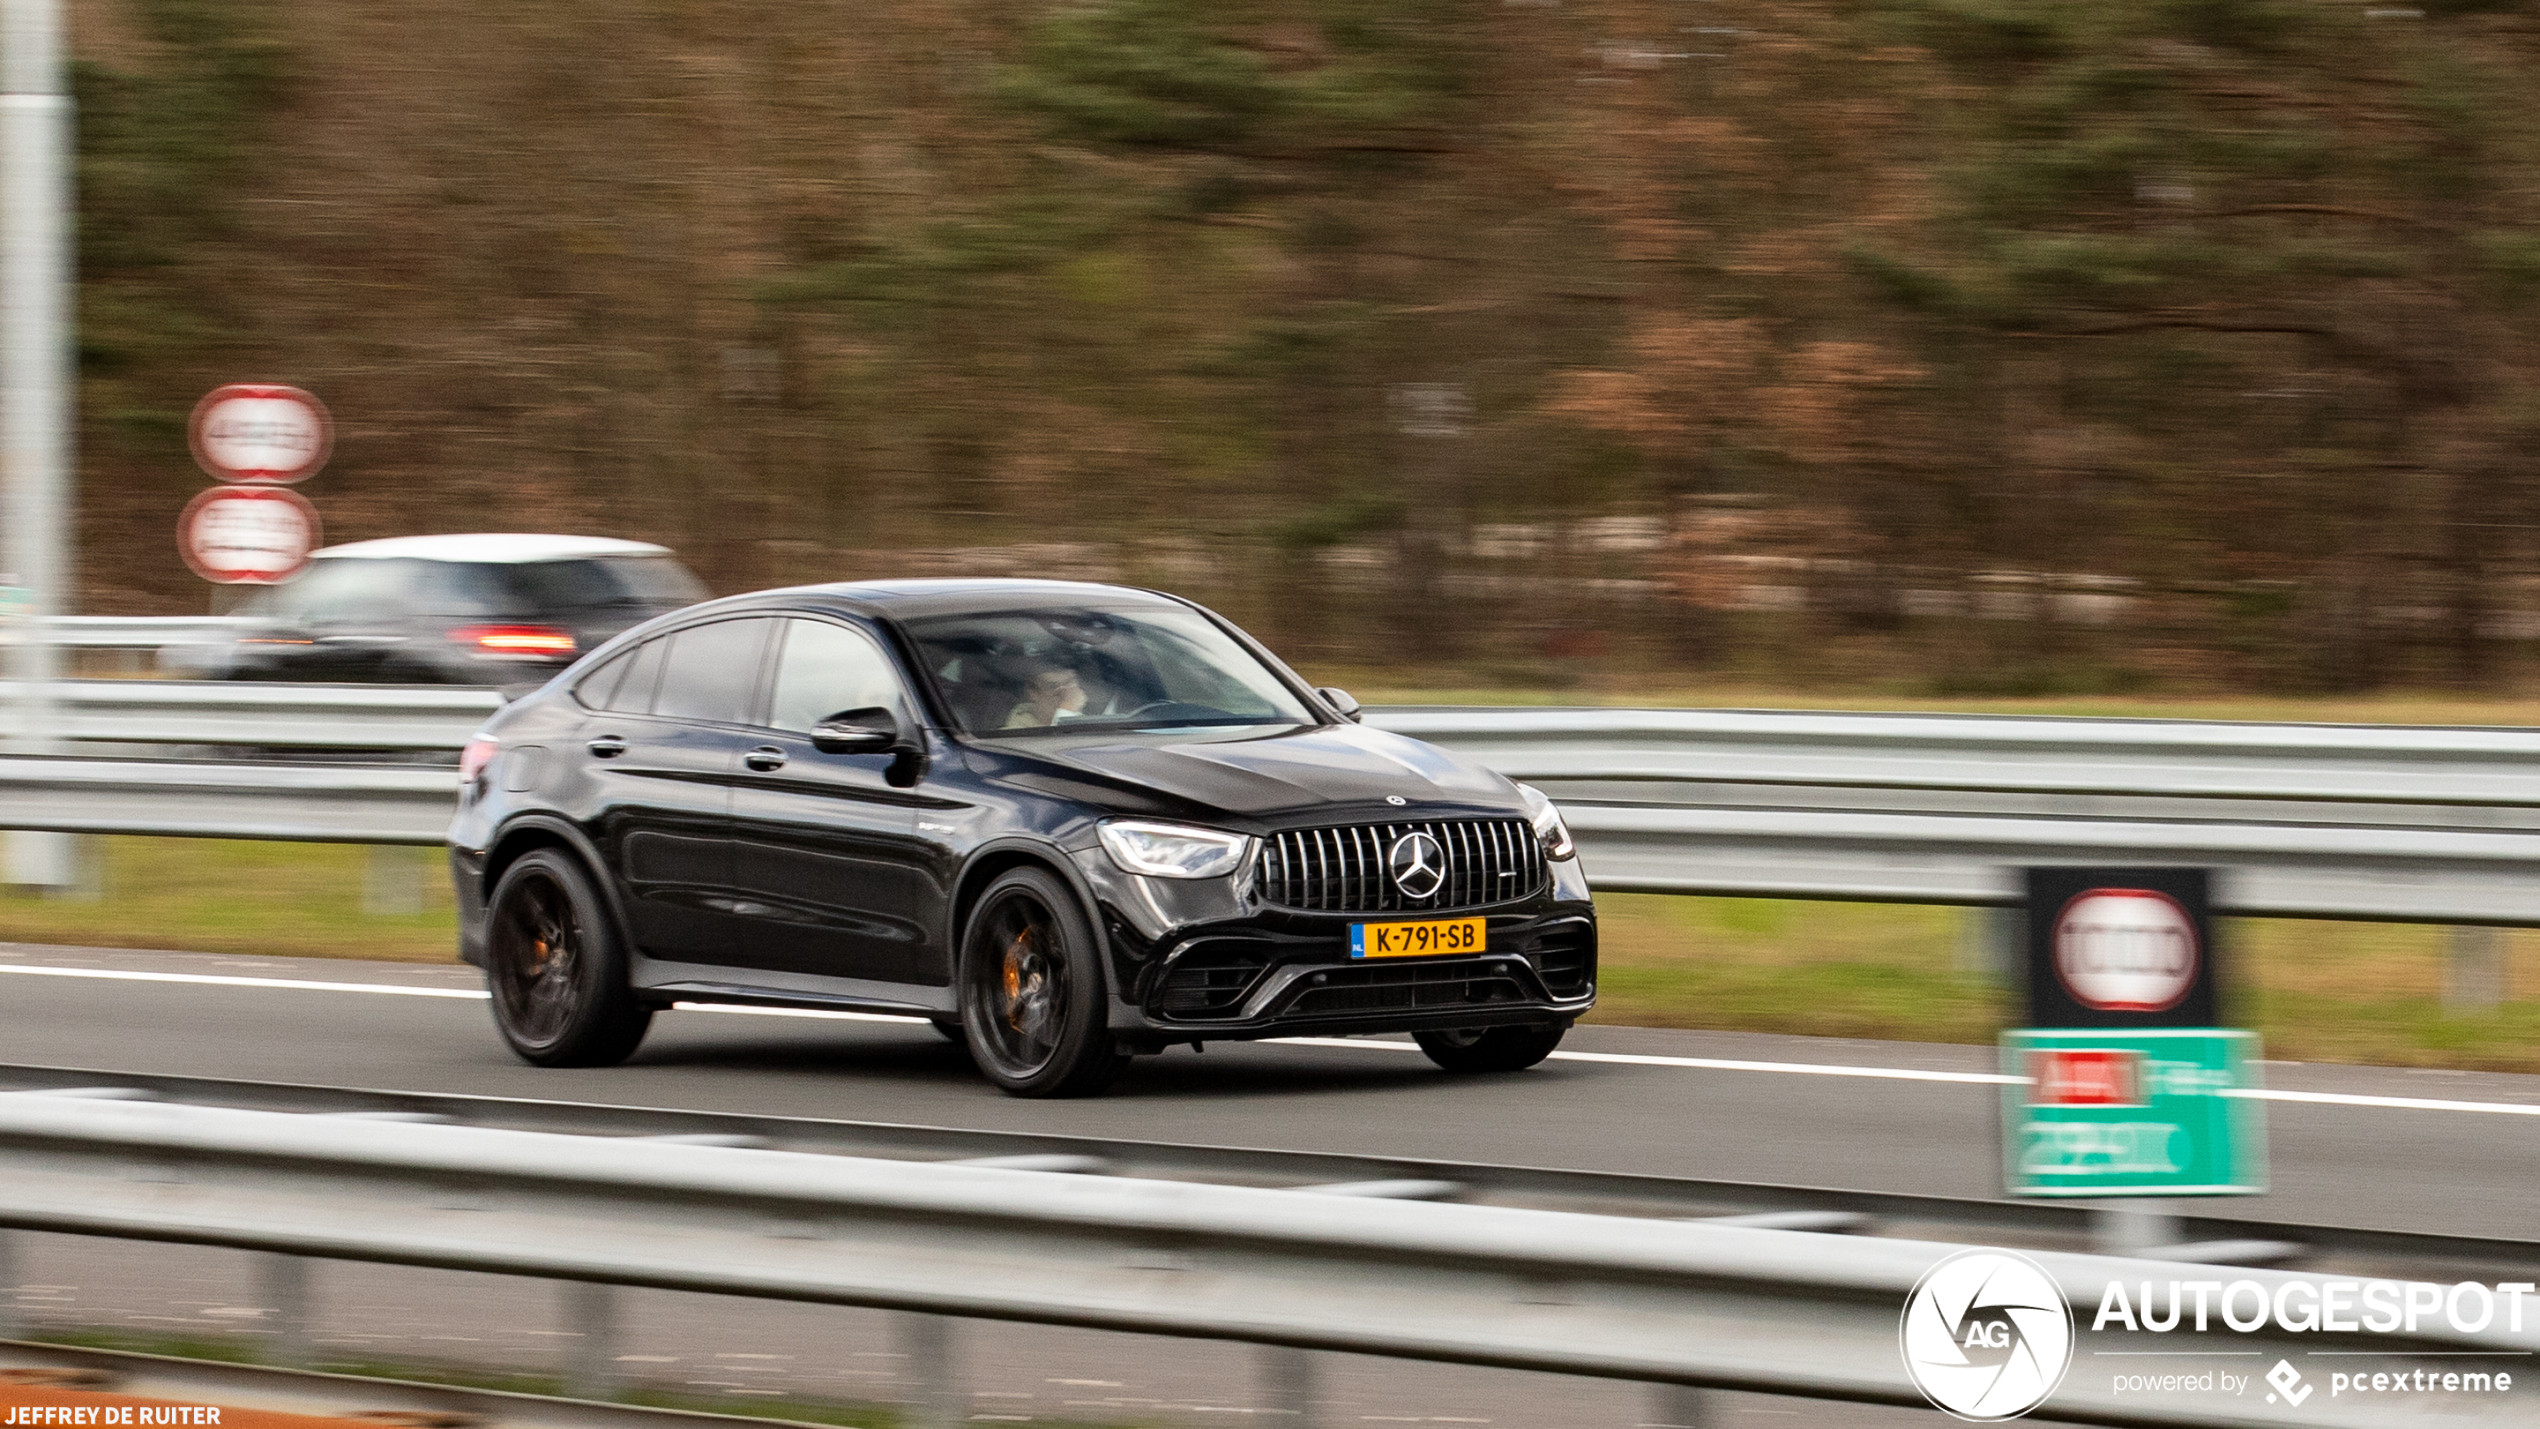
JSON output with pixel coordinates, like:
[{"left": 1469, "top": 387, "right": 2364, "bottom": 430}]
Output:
[{"left": 2002, "top": 1027, "right": 2267, "bottom": 1198}]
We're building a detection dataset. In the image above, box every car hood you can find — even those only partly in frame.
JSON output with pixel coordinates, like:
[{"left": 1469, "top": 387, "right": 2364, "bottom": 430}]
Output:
[{"left": 990, "top": 722, "right": 1520, "bottom": 823}]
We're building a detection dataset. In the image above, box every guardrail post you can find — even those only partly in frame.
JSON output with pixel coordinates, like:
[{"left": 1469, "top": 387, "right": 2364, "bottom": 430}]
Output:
[
  {"left": 2090, "top": 1201, "right": 2177, "bottom": 1258},
  {"left": 254, "top": 1252, "right": 310, "bottom": 1368},
  {"left": 2, "top": 828, "right": 75, "bottom": 892},
  {"left": 560, "top": 1280, "right": 620, "bottom": 1399},
  {"left": 2444, "top": 925, "right": 2505, "bottom": 1013},
  {"left": 891, "top": 1311, "right": 961, "bottom": 1429},
  {"left": 1645, "top": 1383, "right": 1713, "bottom": 1429},
  {"left": 1256, "top": 1345, "right": 1318, "bottom": 1429},
  {"left": 0, "top": 1228, "right": 22, "bottom": 1339},
  {"left": 1953, "top": 905, "right": 2017, "bottom": 980},
  {"left": 362, "top": 845, "right": 427, "bottom": 917}
]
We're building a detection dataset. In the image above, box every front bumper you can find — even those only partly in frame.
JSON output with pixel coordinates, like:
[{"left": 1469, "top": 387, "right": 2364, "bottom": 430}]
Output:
[
  {"left": 1136, "top": 914, "right": 1596, "bottom": 1042},
  {"left": 1074, "top": 846, "right": 1597, "bottom": 1044}
]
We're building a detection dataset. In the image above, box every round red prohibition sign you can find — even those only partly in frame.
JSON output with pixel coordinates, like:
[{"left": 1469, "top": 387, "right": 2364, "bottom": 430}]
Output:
[
  {"left": 188, "top": 383, "right": 332, "bottom": 483},
  {"left": 177, "top": 485, "right": 321, "bottom": 584},
  {"left": 2053, "top": 887, "right": 2200, "bottom": 1013}
]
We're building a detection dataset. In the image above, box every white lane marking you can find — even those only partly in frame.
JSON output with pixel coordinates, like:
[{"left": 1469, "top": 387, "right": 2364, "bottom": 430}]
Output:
[
  {"left": 2234, "top": 1087, "right": 2540, "bottom": 1116},
  {"left": 0, "top": 963, "right": 489, "bottom": 999},
  {"left": 0, "top": 965, "right": 932, "bottom": 1024},
  {"left": 4, "top": 963, "right": 2538, "bottom": 1116},
  {"left": 1270, "top": 1036, "right": 2019, "bottom": 1085}
]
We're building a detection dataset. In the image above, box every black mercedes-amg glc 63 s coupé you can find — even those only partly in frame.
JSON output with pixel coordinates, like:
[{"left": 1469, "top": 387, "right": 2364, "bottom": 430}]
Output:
[{"left": 448, "top": 580, "right": 1596, "bottom": 1096}]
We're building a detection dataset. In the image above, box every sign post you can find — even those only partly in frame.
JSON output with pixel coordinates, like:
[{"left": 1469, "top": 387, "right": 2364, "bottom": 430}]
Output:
[
  {"left": 2001, "top": 867, "right": 2267, "bottom": 1200},
  {"left": 2, "top": 0, "right": 78, "bottom": 889}
]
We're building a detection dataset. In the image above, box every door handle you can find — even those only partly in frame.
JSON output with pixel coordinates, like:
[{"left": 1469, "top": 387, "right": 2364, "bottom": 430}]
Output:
[
  {"left": 587, "top": 736, "right": 627, "bottom": 758},
  {"left": 744, "top": 746, "right": 787, "bottom": 772}
]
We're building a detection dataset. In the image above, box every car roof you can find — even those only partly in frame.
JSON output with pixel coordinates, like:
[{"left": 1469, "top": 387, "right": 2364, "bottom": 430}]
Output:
[
  {"left": 731, "top": 578, "right": 1188, "bottom": 620},
  {"left": 312, "top": 534, "right": 675, "bottom": 564}
]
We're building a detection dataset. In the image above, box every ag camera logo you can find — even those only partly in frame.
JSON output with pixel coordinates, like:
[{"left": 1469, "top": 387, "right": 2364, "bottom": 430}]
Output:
[{"left": 1901, "top": 1250, "right": 2075, "bottom": 1421}]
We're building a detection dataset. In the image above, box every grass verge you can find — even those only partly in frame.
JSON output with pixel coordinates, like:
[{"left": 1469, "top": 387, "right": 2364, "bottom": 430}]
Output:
[
  {"left": 5, "top": 838, "right": 2535, "bottom": 1074},
  {"left": 0, "top": 837, "right": 455, "bottom": 962},
  {"left": 1588, "top": 893, "right": 2540, "bottom": 1073}
]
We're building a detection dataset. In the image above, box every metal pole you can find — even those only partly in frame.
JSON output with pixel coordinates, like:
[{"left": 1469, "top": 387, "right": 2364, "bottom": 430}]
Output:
[
  {"left": 1645, "top": 1383, "right": 1714, "bottom": 1429},
  {"left": 1256, "top": 1345, "right": 1319, "bottom": 1429},
  {"left": 0, "top": 1228, "right": 22, "bottom": 1340},
  {"left": 560, "top": 1280, "right": 621, "bottom": 1399},
  {"left": 253, "top": 1252, "right": 310, "bottom": 1368},
  {"left": 2444, "top": 925, "right": 2505, "bottom": 1013},
  {"left": 2, "top": 0, "right": 72, "bottom": 887},
  {"left": 890, "top": 1312, "right": 961, "bottom": 1429}
]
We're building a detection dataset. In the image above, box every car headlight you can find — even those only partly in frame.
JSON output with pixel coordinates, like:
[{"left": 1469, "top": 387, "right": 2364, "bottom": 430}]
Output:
[
  {"left": 1517, "top": 783, "right": 1576, "bottom": 861},
  {"left": 1097, "top": 819, "right": 1255, "bottom": 879}
]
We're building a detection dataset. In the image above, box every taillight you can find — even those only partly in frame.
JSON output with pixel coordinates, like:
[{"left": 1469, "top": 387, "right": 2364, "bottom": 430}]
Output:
[
  {"left": 459, "top": 736, "right": 499, "bottom": 785},
  {"left": 451, "top": 624, "right": 576, "bottom": 655}
]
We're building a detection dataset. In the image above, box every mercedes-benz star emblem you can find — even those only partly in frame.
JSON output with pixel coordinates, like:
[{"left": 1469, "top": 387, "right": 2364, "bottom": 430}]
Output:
[{"left": 1387, "top": 832, "right": 1446, "bottom": 900}]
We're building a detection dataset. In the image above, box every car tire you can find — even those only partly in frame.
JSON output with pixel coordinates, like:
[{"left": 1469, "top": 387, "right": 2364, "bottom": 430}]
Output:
[
  {"left": 484, "top": 848, "right": 653, "bottom": 1068},
  {"left": 1413, "top": 1023, "right": 1567, "bottom": 1074},
  {"left": 958, "top": 867, "right": 1128, "bottom": 1098}
]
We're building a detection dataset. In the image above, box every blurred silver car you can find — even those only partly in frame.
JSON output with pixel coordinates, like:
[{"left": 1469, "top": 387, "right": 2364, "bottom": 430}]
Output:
[{"left": 202, "top": 534, "right": 707, "bottom": 687}]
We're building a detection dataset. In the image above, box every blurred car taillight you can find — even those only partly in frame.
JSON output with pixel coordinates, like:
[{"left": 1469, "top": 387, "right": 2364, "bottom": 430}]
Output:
[
  {"left": 459, "top": 736, "right": 499, "bottom": 786},
  {"left": 451, "top": 624, "right": 577, "bottom": 655}
]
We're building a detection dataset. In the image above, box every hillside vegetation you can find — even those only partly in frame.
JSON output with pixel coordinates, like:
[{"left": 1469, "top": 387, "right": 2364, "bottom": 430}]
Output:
[{"left": 67, "top": 0, "right": 2540, "bottom": 693}]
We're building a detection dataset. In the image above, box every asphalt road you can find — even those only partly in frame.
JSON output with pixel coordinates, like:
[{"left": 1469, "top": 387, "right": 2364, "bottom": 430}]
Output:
[
  {"left": 0, "top": 941, "right": 2532, "bottom": 1238},
  {"left": 0, "top": 941, "right": 2534, "bottom": 1429}
]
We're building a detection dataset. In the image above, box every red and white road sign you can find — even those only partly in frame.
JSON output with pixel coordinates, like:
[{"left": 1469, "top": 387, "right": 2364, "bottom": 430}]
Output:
[
  {"left": 177, "top": 485, "right": 321, "bottom": 584},
  {"left": 188, "top": 384, "right": 332, "bottom": 484}
]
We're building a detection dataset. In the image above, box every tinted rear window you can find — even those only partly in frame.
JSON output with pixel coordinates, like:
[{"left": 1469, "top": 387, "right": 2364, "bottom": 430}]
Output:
[
  {"left": 256, "top": 554, "right": 704, "bottom": 621},
  {"left": 249, "top": 558, "right": 431, "bottom": 623},
  {"left": 503, "top": 556, "right": 706, "bottom": 610}
]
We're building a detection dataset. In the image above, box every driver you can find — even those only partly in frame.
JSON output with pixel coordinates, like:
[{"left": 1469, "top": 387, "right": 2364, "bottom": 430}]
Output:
[{"left": 1004, "top": 659, "right": 1091, "bottom": 728}]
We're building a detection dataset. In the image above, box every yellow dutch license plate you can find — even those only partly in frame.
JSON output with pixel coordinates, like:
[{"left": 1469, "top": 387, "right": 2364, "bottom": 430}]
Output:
[{"left": 1349, "top": 917, "right": 1485, "bottom": 959}]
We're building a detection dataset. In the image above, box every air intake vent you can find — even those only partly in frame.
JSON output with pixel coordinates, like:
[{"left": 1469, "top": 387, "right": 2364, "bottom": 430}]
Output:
[
  {"left": 1153, "top": 941, "right": 1272, "bottom": 1019},
  {"left": 1528, "top": 922, "right": 1594, "bottom": 997},
  {"left": 1257, "top": 819, "right": 1545, "bottom": 915}
]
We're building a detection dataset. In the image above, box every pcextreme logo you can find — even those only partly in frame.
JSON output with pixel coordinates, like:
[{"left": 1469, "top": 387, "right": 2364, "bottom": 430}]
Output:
[{"left": 1900, "top": 1250, "right": 2076, "bottom": 1422}]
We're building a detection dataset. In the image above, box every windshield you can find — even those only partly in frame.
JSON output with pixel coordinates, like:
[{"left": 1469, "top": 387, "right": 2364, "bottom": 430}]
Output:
[{"left": 903, "top": 604, "right": 1318, "bottom": 738}]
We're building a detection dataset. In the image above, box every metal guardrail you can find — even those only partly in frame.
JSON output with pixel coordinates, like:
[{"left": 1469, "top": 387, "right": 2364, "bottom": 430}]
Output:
[
  {"left": 0, "top": 1060, "right": 2518, "bottom": 1278},
  {"left": 1385, "top": 708, "right": 2540, "bottom": 922},
  {"left": 0, "top": 615, "right": 250, "bottom": 651},
  {"left": 0, "top": 1093, "right": 2525, "bottom": 1429},
  {"left": 0, "top": 678, "right": 497, "bottom": 750},
  {"left": 10, "top": 691, "right": 2540, "bottom": 921},
  {"left": 0, "top": 754, "right": 457, "bottom": 843}
]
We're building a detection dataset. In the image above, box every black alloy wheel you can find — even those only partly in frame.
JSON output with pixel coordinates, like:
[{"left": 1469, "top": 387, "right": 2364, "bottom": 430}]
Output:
[
  {"left": 485, "top": 848, "right": 653, "bottom": 1068},
  {"left": 1413, "top": 1023, "right": 1567, "bottom": 1073},
  {"left": 958, "top": 867, "right": 1128, "bottom": 1097}
]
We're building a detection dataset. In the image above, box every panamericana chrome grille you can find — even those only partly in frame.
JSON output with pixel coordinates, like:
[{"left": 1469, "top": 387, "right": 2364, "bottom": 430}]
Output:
[{"left": 1256, "top": 818, "right": 1545, "bottom": 914}]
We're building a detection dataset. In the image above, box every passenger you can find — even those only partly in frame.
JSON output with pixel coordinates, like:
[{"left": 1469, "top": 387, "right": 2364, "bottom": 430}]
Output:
[{"left": 1004, "top": 660, "right": 1091, "bottom": 728}]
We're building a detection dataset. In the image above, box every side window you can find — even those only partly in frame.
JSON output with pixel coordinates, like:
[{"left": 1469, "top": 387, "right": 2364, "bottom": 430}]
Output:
[
  {"left": 765, "top": 619, "right": 908, "bottom": 733},
  {"left": 573, "top": 647, "right": 630, "bottom": 710},
  {"left": 595, "top": 637, "right": 668, "bottom": 714},
  {"left": 653, "top": 618, "right": 773, "bottom": 724}
]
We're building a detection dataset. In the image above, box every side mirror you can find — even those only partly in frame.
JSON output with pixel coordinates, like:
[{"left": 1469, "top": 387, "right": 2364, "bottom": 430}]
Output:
[
  {"left": 811, "top": 706, "right": 901, "bottom": 755},
  {"left": 1314, "top": 686, "right": 1363, "bottom": 723}
]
